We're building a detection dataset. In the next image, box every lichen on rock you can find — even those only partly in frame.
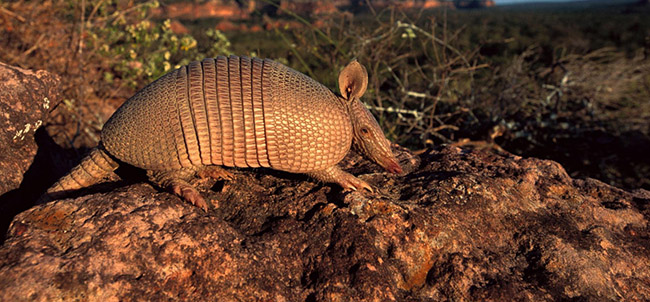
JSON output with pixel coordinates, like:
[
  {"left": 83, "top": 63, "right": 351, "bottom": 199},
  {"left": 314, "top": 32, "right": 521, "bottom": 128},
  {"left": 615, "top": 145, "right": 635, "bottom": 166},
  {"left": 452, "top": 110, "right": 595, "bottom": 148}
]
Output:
[{"left": 0, "top": 63, "right": 61, "bottom": 195}]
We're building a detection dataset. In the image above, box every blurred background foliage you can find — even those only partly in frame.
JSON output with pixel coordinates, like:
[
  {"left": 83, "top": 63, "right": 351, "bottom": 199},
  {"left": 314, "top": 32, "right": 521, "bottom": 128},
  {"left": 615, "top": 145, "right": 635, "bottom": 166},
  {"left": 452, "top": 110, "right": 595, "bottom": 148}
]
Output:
[{"left": 0, "top": 0, "right": 649, "bottom": 190}]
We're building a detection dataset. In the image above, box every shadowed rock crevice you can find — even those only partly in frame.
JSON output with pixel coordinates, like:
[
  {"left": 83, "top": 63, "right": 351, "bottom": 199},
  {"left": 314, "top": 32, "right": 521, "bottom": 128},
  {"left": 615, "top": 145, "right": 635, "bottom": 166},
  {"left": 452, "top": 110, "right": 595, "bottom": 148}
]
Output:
[{"left": 0, "top": 63, "right": 62, "bottom": 244}]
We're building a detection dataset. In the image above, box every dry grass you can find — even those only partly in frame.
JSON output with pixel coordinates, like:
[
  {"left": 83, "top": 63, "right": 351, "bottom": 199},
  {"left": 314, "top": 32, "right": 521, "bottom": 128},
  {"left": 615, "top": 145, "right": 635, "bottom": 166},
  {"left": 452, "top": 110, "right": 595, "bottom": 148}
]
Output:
[{"left": 270, "top": 4, "right": 650, "bottom": 189}]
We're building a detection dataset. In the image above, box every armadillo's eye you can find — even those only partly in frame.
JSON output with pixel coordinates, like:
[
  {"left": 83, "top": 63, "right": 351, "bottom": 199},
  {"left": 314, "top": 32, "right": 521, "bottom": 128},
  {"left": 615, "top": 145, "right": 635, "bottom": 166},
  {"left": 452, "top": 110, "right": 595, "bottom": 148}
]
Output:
[{"left": 360, "top": 128, "right": 370, "bottom": 135}]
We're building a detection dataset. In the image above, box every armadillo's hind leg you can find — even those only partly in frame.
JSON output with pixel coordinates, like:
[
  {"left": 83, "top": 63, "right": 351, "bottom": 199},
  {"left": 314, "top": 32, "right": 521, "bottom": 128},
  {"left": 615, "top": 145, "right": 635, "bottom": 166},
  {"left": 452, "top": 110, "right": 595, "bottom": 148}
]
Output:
[
  {"left": 147, "top": 168, "right": 210, "bottom": 211},
  {"left": 197, "top": 165, "right": 234, "bottom": 181},
  {"left": 39, "top": 146, "right": 120, "bottom": 203},
  {"left": 308, "top": 165, "right": 373, "bottom": 193}
]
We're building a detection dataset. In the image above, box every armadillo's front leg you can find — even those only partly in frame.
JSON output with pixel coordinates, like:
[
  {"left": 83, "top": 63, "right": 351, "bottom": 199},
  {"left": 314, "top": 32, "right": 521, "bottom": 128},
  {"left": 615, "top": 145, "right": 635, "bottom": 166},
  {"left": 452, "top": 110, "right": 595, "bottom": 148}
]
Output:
[{"left": 308, "top": 165, "right": 373, "bottom": 193}]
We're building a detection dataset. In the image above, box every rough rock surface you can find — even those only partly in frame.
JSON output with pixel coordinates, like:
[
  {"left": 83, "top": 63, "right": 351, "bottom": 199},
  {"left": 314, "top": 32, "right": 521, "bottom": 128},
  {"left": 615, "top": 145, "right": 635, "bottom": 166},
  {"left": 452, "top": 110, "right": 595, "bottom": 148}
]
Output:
[
  {"left": 1, "top": 146, "right": 649, "bottom": 301},
  {"left": 0, "top": 62, "right": 61, "bottom": 195}
]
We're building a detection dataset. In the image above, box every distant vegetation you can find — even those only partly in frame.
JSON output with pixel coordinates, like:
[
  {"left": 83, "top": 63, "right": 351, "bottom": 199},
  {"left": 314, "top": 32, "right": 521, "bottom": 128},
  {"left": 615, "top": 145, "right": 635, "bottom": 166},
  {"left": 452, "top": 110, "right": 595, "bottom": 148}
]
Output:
[{"left": 1, "top": 0, "right": 648, "bottom": 189}]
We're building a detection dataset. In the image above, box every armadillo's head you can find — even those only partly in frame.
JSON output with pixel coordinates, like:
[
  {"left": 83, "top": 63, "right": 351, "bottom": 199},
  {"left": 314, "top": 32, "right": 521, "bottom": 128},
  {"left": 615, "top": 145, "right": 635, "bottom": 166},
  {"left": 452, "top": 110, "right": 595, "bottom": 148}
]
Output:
[{"left": 338, "top": 60, "right": 403, "bottom": 174}]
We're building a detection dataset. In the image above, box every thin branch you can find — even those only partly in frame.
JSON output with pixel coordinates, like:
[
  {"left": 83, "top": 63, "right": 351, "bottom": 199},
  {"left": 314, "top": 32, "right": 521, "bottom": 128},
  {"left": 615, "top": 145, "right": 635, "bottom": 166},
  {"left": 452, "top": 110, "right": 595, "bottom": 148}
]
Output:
[
  {"left": 20, "top": 34, "right": 45, "bottom": 58},
  {"left": 0, "top": 6, "right": 26, "bottom": 22},
  {"left": 396, "top": 21, "right": 471, "bottom": 68}
]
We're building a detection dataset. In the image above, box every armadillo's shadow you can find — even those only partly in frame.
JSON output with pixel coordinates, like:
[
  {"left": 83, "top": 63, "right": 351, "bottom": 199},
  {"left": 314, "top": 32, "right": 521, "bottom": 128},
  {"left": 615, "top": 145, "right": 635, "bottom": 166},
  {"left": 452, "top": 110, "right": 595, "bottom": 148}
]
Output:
[
  {"left": 0, "top": 128, "right": 143, "bottom": 245},
  {"left": 0, "top": 128, "right": 62, "bottom": 244}
]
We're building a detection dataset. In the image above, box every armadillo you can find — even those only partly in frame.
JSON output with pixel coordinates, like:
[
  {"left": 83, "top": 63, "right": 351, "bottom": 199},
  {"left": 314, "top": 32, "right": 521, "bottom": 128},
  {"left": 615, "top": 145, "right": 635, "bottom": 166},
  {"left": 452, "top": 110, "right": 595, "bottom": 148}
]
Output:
[{"left": 43, "top": 55, "right": 402, "bottom": 210}]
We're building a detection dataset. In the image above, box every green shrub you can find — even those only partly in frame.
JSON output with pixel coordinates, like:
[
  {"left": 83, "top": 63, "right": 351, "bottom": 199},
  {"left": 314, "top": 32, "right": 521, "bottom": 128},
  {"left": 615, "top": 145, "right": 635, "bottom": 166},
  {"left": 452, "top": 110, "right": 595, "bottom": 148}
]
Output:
[{"left": 85, "top": 0, "right": 230, "bottom": 88}]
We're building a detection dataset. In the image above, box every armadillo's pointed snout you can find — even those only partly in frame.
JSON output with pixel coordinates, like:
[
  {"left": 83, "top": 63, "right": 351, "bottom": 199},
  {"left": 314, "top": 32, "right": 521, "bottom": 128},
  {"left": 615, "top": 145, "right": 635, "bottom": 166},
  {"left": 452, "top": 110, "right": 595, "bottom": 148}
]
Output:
[
  {"left": 386, "top": 160, "right": 403, "bottom": 174},
  {"left": 373, "top": 148, "right": 402, "bottom": 174},
  {"left": 382, "top": 156, "right": 403, "bottom": 174}
]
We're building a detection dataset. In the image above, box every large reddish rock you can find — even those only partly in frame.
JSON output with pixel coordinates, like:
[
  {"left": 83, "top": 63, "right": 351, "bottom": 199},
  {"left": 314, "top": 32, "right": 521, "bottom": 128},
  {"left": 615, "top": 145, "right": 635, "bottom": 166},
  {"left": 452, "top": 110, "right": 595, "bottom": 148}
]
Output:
[
  {"left": 1, "top": 146, "right": 648, "bottom": 301},
  {"left": 0, "top": 62, "right": 61, "bottom": 195}
]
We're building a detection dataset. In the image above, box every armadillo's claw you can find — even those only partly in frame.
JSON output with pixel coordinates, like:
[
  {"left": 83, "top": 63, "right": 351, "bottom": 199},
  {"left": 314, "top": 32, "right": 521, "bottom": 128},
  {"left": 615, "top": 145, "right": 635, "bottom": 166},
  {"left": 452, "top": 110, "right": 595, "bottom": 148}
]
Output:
[
  {"left": 308, "top": 165, "right": 374, "bottom": 194},
  {"left": 340, "top": 175, "right": 374, "bottom": 193},
  {"left": 171, "top": 182, "right": 210, "bottom": 211},
  {"left": 148, "top": 168, "right": 211, "bottom": 211},
  {"left": 359, "top": 181, "right": 374, "bottom": 193}
]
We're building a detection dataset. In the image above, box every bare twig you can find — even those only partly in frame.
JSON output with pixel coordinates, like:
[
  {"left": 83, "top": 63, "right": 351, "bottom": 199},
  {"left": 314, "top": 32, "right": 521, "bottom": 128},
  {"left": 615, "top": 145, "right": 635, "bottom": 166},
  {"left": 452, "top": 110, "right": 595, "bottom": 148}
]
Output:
[
  {"left": 20, "top": 33, "right": 45, "bottom": 58},
  {"left": 0, "top": 6, "right": 26, "bottom": 22},
  {"left": 272, "top": 26, "right": 314, "bottom": 78},
  {"left": 78, "top": 0, "right": 86, "bottom": 55},
  {"left": 396, "top": 21, "right": 471, "bottom": 68}
]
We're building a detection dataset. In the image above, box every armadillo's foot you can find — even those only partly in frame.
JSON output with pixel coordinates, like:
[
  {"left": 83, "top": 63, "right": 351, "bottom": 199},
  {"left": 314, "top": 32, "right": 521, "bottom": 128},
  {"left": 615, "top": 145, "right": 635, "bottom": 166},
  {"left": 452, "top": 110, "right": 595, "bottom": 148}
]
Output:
[
  {"left": 197, "top": 165, "right": 234, "bottom": 181},
  {"left": 147, "top": 168, "right": 210, "bottom": 211},
  {"left": 170, "top": 180, "right": 209, "bottom": 211},
  {"left": 340, "top": 174, "right": 373, "bottom": 193},
  {"left": 308, "top": 165, "right": 374, "bottom": 193}
]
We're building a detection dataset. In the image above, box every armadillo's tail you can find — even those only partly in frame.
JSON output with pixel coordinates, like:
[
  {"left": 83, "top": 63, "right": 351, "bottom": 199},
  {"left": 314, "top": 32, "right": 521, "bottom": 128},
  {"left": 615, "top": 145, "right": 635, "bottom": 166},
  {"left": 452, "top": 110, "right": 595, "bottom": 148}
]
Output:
[{"left": 38, "top": 145, "right": 120, "bottom": 203}]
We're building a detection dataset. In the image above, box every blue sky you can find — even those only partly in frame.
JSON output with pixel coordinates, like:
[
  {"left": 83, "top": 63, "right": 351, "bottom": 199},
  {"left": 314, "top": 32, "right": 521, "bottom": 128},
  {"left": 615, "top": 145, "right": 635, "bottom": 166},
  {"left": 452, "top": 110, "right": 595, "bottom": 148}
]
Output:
[{"left": 495, "top": 0, "right": 576, "bottom": 3}]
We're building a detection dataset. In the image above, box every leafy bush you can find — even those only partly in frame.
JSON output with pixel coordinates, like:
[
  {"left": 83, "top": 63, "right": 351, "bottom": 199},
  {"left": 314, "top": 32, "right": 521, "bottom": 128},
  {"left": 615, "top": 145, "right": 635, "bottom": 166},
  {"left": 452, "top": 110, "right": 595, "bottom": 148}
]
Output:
[{"left": 84, "top": 0, "right": 230, "bottom": 87}]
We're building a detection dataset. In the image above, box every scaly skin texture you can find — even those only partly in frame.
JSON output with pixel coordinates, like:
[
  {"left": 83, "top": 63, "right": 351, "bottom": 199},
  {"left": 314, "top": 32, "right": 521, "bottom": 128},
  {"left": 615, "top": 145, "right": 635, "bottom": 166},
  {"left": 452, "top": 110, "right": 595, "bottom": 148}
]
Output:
[
  {"left": 43, "top": 56, "right": 401, "bottom": 210},
  {"left": 41, "top": 146, "right": 119, "bottom": 203}
]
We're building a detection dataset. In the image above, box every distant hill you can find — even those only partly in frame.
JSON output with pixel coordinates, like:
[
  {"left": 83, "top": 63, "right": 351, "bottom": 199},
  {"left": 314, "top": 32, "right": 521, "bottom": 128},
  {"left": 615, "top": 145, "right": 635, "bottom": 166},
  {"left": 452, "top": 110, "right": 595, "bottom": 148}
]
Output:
[
  {"left": 153, "top": 0, "right": 497, "bottom": 21},
  {"left": 454, "top": 0, "right": 496, "bottom": 9},
  {"left": 499, "top": 0, "right": 641, "bottom": 9}
]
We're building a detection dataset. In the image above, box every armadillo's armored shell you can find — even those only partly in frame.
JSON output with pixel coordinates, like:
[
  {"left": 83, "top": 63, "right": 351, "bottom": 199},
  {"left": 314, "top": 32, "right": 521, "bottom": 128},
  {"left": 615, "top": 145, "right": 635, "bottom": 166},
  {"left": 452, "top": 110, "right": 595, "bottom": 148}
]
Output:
[{"left": 102, "top": 55, "right": 352, "bottom": 173}]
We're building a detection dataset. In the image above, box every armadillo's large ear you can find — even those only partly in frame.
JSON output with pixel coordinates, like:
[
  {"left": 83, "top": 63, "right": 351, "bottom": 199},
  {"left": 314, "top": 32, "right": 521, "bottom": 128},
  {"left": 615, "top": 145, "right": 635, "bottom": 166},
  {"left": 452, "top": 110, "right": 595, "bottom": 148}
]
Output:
[{"left": 338, "top": 60, "right": 368, "bottom": 100}]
